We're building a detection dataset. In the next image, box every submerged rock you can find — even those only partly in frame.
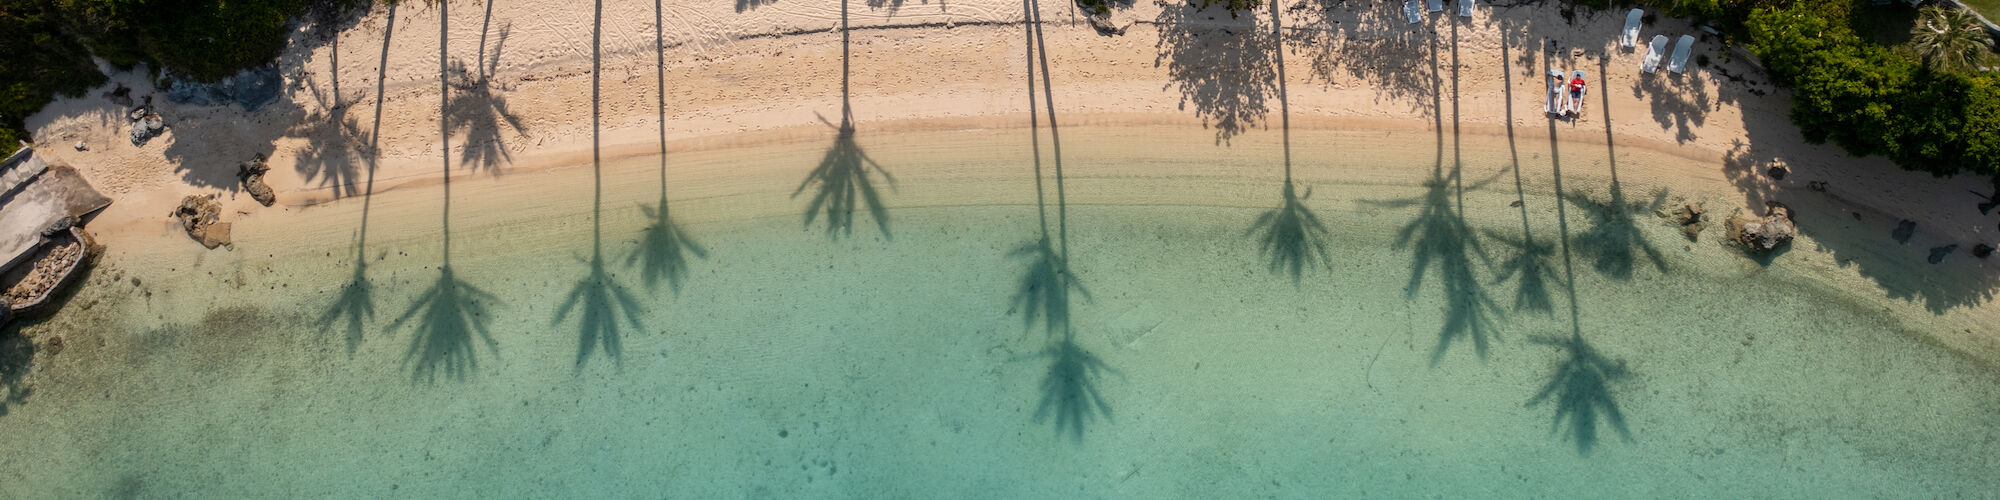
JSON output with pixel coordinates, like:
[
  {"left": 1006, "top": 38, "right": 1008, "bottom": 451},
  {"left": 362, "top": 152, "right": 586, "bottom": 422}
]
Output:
[
  {"left": 1975, "top": 244, "right": 1994, "bottom": 259},
  {"left": 1892, "top": 219, "right": 1916, "bottom": 244},
  {"left": 1727, "top": 205, "right": 1795, "bottom": 253},
  {"left": 238, "top": 154, "right": 275, "bottom": 207},
  {"left": 1928, "top": 244, "right": 1958, "bottom": 264},
  {"left": 1674, "top": 202, "right": 1705, "bottom": 241}
]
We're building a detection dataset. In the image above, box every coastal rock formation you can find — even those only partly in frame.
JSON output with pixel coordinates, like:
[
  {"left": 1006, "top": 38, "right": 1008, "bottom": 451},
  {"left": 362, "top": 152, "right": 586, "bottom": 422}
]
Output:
[
  {"left": 172, "top": 195, "right": 230, "bottom": 249},
  {"left": 127, "top": 106, "right": 165, "bottom": 146},
  {"left": 238, "top": 154, "right": 275, "bottom": 206},
  {"left": 1727, "top": 205, "right": 1795, "bottom": 253},
  {"left": 1, "top": 229, "right": 83, "bottom": 307}
]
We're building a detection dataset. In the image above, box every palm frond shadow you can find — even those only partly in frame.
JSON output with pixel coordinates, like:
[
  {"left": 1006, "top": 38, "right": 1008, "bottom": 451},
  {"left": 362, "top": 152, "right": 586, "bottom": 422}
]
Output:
[
  {"left": 447, "top": 22, "right": 526, "bottom": 176},
  {"left": 1154, "top": 3, "right": 1277, "bottom": 145},
  {"left": 795, "top": 113, "right": 894, "bottom": 238},
  {"left": 1483, "top": 227, "right": 1557, "bottom": 314},
  {"left": 558, "top": 253, "right": 644, "bottom": 369},
  {"left": 1370, "top": 172, "right": 1502, "bottom": 364},
  {"left": 1035, "top": 336, "right": 1112, "bottom": 442},
  {"left": 1010, "top": 237, "right": 1091, "bottom": 336},
  {"left": 287, "top": 79, "right": 370, "bottom": 198},
  {"left": 1249, "top": 182, "right": 1331, "bottom": 283},
  {"left": 626, "top": 197, "right": 707, "bottom": 292},
  {"left": 319, "top": 250, "right": 375, "bottom": 354},
  {"left": 1528, "top": 333, "right": 1633, "bottom": 455},
  {"left": 391, "top": 266, "right": 499, "bottom": 383},
  {"left": 1559, "top": 187, "right": 1669, "bottom": 281}
]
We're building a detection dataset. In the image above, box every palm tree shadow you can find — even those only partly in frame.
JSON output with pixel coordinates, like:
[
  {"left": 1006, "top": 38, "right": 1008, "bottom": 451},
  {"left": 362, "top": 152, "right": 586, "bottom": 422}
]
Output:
[
  {"left": 317, "top": 1, "right": 398, "bottom": 354},
  {"left": 1559, "top": 186, "right": 1668, "bottom": 281},
  {"left": 1484, "top": 227, "right": 1557, "bottom": 314},
  {"left": 1528, "top": 332, "right": 1633, "bottom": 454},
  {"left": 1371, "top": 170, "right": 1503, "bottom": 364},
  {"left": 448, "top": 22, "right": 526, "bottom": 176},
  {"left": 1010, "top": 236, "right": 1090, "bottom": 335},
  {"left": 798, "top": 0, "right": 893, "bottom": 239},
  {"left": 627, "top": 198, "right": 707, "bottom": 292},
  {"left": 392, "top": 266, "right": 500, "bottom": 383},
  {"left": 1249, "top": 182, "right": 1331, "bottom": 283},
  {"left": 558, "top": 253, "right": 644, "bottom": 369},
  {"left": 319, "top": 248, "right": 376, "bottom": 354},
  {"left": 288, "top": 80, "right": 370, "bottom": 198},
  {"left": 1035, "top": 336, "right": 1112, "bottom": 442},
  {"left": 797, "top": 112, "right": 894, "bottom": 238}
]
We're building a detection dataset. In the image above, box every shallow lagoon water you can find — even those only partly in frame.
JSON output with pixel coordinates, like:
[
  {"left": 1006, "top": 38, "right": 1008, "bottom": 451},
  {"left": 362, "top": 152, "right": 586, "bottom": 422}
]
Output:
[{"left": 0, "top": 125, "right": 1996, "bottom": 498}]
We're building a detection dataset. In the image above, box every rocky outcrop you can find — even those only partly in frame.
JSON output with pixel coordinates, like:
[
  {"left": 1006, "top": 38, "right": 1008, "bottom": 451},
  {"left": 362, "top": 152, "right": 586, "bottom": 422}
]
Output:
[
  {"left": 127, "top": 105, "right": 165, "bottom": 146},
  {"left": 172, "top": 195, "right": 230, "bottom": 249},
  {"left": 1727, "top": 204, "right": 1795, "bottom": 253},
  {"left": 238, "top": 154, "right": 275, "bottom": 206}
]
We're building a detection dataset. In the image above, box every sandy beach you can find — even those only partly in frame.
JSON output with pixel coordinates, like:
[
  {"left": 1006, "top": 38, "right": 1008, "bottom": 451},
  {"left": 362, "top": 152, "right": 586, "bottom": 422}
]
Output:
[
  {"left": 1, "top": 2, "right": 1999, "bottom": 495},
  {"left": 28, "top": 1, "right": 1993, "bottom": 358}
]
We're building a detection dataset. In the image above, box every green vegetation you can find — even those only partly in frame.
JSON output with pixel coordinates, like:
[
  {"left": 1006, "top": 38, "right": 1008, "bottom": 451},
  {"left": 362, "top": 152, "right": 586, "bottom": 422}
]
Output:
[
  {"left": 1746, "top": 2, "right": 2000, "bottom": 176},
  {"left": 1912, "top": 4, "right": 1992, "bottom": 71},
  {"left": 1582, "top": 0, "right": 2000, "bottom": 176},
  {"left": 0, "top": 0, "right": 371, "bottom": 157}
]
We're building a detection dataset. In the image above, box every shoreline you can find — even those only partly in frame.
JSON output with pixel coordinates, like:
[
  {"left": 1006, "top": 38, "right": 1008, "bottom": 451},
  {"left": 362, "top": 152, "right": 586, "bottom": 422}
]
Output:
[{"left": 19, "top": 0, "right": 2000, "bottom": 362}]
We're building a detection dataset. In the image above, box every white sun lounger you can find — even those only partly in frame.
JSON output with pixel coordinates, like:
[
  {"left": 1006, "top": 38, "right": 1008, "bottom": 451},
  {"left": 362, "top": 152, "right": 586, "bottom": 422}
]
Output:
[
  {"left": 1641, "top": 35, "right": 1667, "bottom": 73},
  {"left": 1404, "top": 1, "right": 1423, "bottom": 24},
  {"left": 1620, "top": 9, "right": 1643, "bottom": 48},
  {"left": 1427, "top": 0, "right": 1443, "bottom": 13},
  {"left": 1459, "top": 0, "right": 1474, "bottom": 17},
  {"left": 1546, "top": 70, "right": 1566, "bottom": 115},
  {"left": 1667, "top": 34, "right": 1695, "bottom": 74}
]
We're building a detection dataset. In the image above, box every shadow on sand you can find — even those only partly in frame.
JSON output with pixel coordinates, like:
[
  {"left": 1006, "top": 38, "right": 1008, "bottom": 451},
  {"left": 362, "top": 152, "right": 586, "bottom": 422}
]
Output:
[
  {"left": 447, "top": 0, "right": 527, "bottom": 176},
  {"left": 796, "top": 0, "right": 894, "bottom": 239},
  {"left": 1370, "top": 21, "right": 1501, "bottom": 365},
  {"left": 393, "top": 1, "right": 501, "bottom": 383},
  {"left": 627, "top": 0, "right": 708, "bottom": 292},
  {"left": 559, "top": 0, "right": 645, "bottom": 371},
  {"left": 1532, "top": 45, "right": 1635, "bottom": 453},
  {"left": 1013, "top": 0, "right": 1109, "bottom": 442},
  {"left": 1246, "top": 0, "right": 1329, "bottom": 284},
  {"left": 318, "top": 2, "right": 398, "bottom": 354},
  {"left": 1155, "top": 2, "right": 1276, "bottom": 145}
]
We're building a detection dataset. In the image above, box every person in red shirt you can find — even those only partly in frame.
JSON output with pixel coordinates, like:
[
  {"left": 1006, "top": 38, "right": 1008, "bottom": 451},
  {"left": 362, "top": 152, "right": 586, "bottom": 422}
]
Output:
[{"left": 1569, "top": 76, "right": 1586, "bottom": 95}]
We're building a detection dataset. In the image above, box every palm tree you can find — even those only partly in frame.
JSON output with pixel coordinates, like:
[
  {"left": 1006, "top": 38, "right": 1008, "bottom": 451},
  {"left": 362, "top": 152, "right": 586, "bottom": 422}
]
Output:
[{"left": 1912, "top": 4, "right": 1993, "bottom": 72}]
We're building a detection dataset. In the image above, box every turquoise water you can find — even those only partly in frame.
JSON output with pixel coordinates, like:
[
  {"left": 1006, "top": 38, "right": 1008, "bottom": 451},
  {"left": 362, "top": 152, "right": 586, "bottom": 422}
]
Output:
[{"left": 0, "top": 126, "right": 1997, "bottom": 498}]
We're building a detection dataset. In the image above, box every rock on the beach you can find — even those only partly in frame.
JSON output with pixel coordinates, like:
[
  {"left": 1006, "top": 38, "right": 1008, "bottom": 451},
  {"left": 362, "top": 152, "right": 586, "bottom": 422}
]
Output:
[
  {"left": 173, "top": 194, "right": 229, "bottom": 249},
  {"left": 1728, "top": 205, "right": 1795, "bottom": 253},
  {"left": 238, "top": 154, "right": 275, "bottom": 207}
]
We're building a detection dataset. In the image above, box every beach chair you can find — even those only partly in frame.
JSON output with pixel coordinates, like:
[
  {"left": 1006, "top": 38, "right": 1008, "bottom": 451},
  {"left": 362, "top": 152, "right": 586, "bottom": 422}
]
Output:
[
  {"left": 1404, "top": 0, "right": 1423, "bottom": 24},
  {"left": 1546, "top": 70, "right": 1566, "bottom": 116},
  {"left": 1458, "top": 0, "right": 1474, "bottom": 18},
  {"left": 1641, "top": 35, "right": 1667, "bottom": 73},
  {"left": 1620, "top": 9, "right": 1643, "bottom": 48},
  {"left": 1427, "top": 0, "right": 1443, "bottom": 13},
  {"left": 1667, "top": 34, "right": 1695, "bottom": 74},
  {"left": 1568, "top": 70, "right": 1588, "bottom": 117}
]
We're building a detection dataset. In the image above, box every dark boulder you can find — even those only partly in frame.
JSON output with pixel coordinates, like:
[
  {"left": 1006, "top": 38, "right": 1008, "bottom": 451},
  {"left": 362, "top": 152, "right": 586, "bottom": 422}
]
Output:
[{"left": 1728, "top": 205, "right": 1795, "bottom": 253}]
